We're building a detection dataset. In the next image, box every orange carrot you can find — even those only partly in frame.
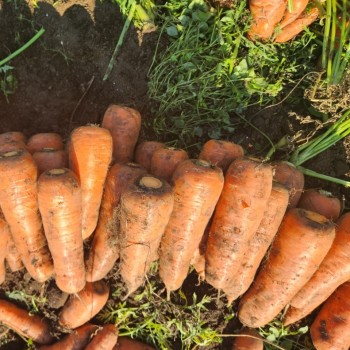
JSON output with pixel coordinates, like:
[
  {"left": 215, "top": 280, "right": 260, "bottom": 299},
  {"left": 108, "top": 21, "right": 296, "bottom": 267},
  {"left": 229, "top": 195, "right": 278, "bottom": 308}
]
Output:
[
  {"left": 39, "top": 324, "right": 98, "bottom": 350},
  {"left": 5, "top": 230, "right": 24, "bottom": 272},
  {"left": 232, "top": 328, "right": 263, "bottom": 350},
  {"left": 279, "top": 0, "right": 309, "bottom": 28},
  {"left": 69, "top": 125, "right": 113, "bottom": 239},
  {"left": 33, "top": 149, "right": 68, "bottom": 175},
  {"left": 198, "top": 139, "right": 244, "bottom": 172},
  {"left": 248, "top": 0, "right": 288, "bottom": 40},
  {"left": 85, "top": 162, "right": 146, "bottom": 282},
  {"left": 134, "top": 141, "right": 165, "bottom": 171},
  {"left": 190, "top": 224, "right": 210, "bottom": 280},
  {"left": 238, "top": 209, "right": 335, "bottom": 328},
  {"left": 0, "top": 299, "right": 53, "bottom": 344},
  {"left": 284, "top": 212, "right": 350, "bottom": 325},
  {"left": 114, "top": 337, "right": 156, "bottom": 350},
  {"left": 150, "top": 147, "right": 189, "bottom": 183},
  {"left": 38, "top": 168, "right": 85, "bottom": 294},
  {"left": 310, "top": 282, "right": 350, "bottom": 350},
  {"left": 205, "top": 157, "right": 273, "bottom": 293},
  {"left": 273, "top": 161, "right": 304, "bottom": 208},
  {"left": 297, "top": 189, "right": 341, "bottom": 221},
  {"left": 225, "top": 182, "right": 289, "bottom": 304},
  {"left": 275, "top": 6, "right": 319, "bottom": 43},
  {"left": 0, "top": 218, "right": 8, "bottom": 284},
  {"left": 159, "top": 160, "right": 224, "bottom": 298},
  {"left": 59, "top": 281, "right": 109, "bottom": 329},
  {"left": 27, "top": 133, "right": 64, "bottom": 154},
  {"left": 119, "top": 175, "right": 174, "bottom": 296},
  {"left": 85, "top": 324, "right": 118, "bottom": 350},
  {"left": 0, "top": 149, "right": 53, "bottom": 282},
  {"left": 102, "top": 105, "right": 141, "bottom": 163}
]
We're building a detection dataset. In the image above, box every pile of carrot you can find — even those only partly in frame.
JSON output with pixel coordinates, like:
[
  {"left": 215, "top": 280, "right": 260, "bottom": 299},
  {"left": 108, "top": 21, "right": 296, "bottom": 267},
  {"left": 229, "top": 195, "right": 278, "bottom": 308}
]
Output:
[{"left": 0, "top": 104, "right": 348, "bottom": 350}]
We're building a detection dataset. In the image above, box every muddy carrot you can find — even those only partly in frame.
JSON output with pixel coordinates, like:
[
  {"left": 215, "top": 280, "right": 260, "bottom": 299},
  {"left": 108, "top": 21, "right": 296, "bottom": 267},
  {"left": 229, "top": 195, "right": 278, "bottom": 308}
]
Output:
[
  {"left": 199, "top": 139, "right": 244, "bottom": 172},
  {"left": 59, "top": 281, "right": 109, "bottom": 329},
  {"left": 150, "top": 147, "right": 189, "bottom": 183},
  {"left": 27, "top": 133, "right": 64, "bottom": 154},
  {"left": 39, "top": 324, "right": 98, "bottom": 350},
  {"left": 114, "top": 337, "right": 156, "bottom": 350},
  {"left": 33, "top": 149, "right": 68, "bottom": 175},
  {"left": 310, "top": 282, "right": 350, "bottom": 350},
  {"left": 85, "top": 162, "right": 146, "bottom": 282},
  {"left": 297, "top": 189, "right": 341, "bottom": 221},
  {"left": 232, "top": 328, "right": 263, "bottom": 350},
  {"left": 273, "top": 161, "right": 304, "bottom": 208},
  {"left": 275, "top": 7, "right": 319, "bottom": 43},
  {"left": 238, "top": 208, "right": 335, "bottom": 328},
  {"left": 205, "top": 157, "right": 273, "bottom": 293},
  {"left": 248, "top": 0, "right": 288, "bottom": 40},
  {"left": 225, "top": 182, "right": 289, "bottom": 304},
  {"left": 134, "top": 141, "right": 165, "bottom": 171},
  {"left": 159, "top": 160, "right": 224, "bottom": 298},
  {"left": 85, "top": 324, "right": 118, "bottom": 350},
  {"left": 0, "top": 149, "right": 53, "bottom": 282},
  {"left": 120, "top": 175, "right": 174, "bottom": 296},
  {"left": 102, "top": 104, "right": 141, "bottom": 163},
  {"left": 0, "top": 131, "right": 26, "bottom": 144},
  {"left": 38, "top": 168, "right": 85, "bottom": 294},
  {"left": 69, "top": 125, "right": 113, "bottom": 239},
  {"left": 279, "top": 0, "right": 309, "bottom": 28},
  {"left": 0, "top": 299, "right": 53, "bottom": 344},
  {"left": 284, "top": 212, "right": 350, "bottom": 325}
]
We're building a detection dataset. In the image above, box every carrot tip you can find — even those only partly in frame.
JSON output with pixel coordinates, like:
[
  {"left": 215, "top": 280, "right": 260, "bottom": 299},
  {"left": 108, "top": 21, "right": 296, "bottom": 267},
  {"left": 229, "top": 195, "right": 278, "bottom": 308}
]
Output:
[
  {"left": 139, "top": 176, "right": 163, "bottom": 189},
  {"left": 196, "top": 159, "right": 211, "bottom": 167},
  {"left": 2, "top": 150, "right": 22, "bottom": 157}
]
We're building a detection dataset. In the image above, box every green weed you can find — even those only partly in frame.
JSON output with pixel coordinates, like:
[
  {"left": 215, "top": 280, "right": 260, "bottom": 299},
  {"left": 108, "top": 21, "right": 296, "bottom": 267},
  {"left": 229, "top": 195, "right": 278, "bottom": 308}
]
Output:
[
  {"left": 5, "top": 290, "right": 47, "bottom": 314},
  {"left": 0, "top": 65, "right": 18, "bottom": 102}
]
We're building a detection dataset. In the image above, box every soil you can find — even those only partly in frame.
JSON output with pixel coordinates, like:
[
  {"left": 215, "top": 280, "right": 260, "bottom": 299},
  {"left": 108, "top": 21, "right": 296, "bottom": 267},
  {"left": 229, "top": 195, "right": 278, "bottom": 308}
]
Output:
[{"left": 0, "top": 0, "right": 350, "bottom": 349}]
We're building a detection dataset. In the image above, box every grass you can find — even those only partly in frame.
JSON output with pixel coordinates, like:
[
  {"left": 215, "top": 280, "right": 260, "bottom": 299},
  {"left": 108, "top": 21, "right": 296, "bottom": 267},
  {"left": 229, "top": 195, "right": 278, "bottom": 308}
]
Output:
[{"left": 146, "top": 0, "right": 320, "bottom": 147}]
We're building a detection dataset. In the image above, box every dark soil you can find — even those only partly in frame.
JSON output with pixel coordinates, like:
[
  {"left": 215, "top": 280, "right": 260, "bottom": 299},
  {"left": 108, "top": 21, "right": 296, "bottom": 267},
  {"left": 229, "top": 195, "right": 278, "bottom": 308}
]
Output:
[{"left": 0, "top": 0, "right": 350, "bottom": 349}]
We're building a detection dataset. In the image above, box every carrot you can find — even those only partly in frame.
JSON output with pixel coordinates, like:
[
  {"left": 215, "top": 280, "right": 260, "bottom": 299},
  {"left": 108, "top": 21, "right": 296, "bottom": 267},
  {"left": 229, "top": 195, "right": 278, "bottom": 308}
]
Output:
[
  {"left": 0, "top": 218, "right": 9, "bottom": 284},
  {"left": 119, "top": 175, "right": 174, "bottom": 296},
  {"left": 0, "top": 131, "right": 26, "bottom": 144},
  {"left": 0, "top": 131, "right": 27, "bottom": 153},
  {"left": 0, "top": 149, "right": 53, "bottom": 282},
  {"left": 27, "top": 133, "right": 64, "bottom": 154},
  {"left": 284, "top": 212, "right": 350, "bottom": 325},
  {"left": 85, "top": 324, "right": 118, "bottom": 350},
  {"left": 114, "top": 337, "right": 156, "bottom": 350},
  {"left": 310, "top": 281, "right": 350, "bottom": 350},
  {"left": 273, "top": 161, "right": 304, "bottom": 208},
  {"left": 69, "top": 125, "right": 113, "bottom": 239},
  {"left": 232, "top": 328, "right": 263, "bottom": 350},
  {"left": 85, "top": 162, "right": 146, "bottom": 282},
  {"left": 134, "top": 141, "right": 165, "bottom": 172},
  {"left": 198, "top": 139, "right": 244, "bottom": 172},
  {"left": 279, "top": 0, "right": 309, "bottom": 28},
  {"left": 275, "top": 6, "right": 319, "bottom": 43},
  {"left": 225, "top": 182, "right": 289, "bottom": 304},
  {"left": 159, "top": 160, "right": 224, "bottom": 298},
  {"left": 33, "top": 149, "right": 68, "bottom": 175},
  {"left": 238, "top": 208, "right": 335, "bottom": 328},
  {"left": 5, "top": 230, "right": 24, "bottom": 272},
  {"left": 150, "top": 147, "right": 189, "bottom": 183},
  {"left": 297, "top": 189, "right": 341, "bottom": 221},
  {"left": 39, "top": 324, "right": 98, "bottom": 350},
  {"left": 248, "top": 0, "right": 288, "bottom": 40},
  {"left": 0, "top": 299, "right": 53, "bottom": 344},
  {"left": 59, "top": 281, "right": 109, "bottom": 329},
  {"left": 205, "top": 157, "right": 273, "bottom": 293},
  {"left": 38, "top": 168, "right": 85, "bottom": 294},
  {"left": 102, "top": 104, "right": 141, "bottom": 163}
]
